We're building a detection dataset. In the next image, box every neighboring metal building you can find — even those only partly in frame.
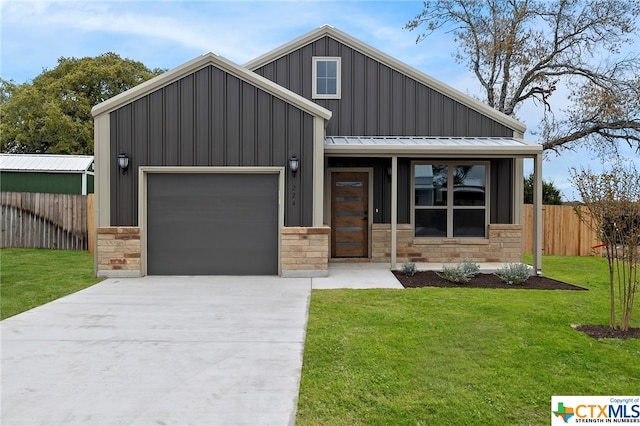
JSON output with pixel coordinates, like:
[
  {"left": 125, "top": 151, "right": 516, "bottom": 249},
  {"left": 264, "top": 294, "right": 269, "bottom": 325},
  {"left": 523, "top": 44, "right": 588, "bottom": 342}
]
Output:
[{"left": 0, "top": 154, "right": 94, "bottom": 195}]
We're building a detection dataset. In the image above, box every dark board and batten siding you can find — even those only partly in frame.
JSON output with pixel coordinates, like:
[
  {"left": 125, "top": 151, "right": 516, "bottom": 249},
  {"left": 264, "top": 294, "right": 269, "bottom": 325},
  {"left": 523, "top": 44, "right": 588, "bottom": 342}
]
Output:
[
  {"left": 253, "top": 36, "right": 514, "bottom": 138},
  {"left": 110, "top": 65, "right": 315, "bottom": 227}
]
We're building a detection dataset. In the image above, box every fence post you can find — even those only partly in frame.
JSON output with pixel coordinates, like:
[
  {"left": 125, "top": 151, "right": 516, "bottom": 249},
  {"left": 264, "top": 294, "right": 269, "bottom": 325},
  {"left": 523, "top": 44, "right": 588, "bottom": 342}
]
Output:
[{"left": 88, "top": 194, "right": 95, "bottom": 253}]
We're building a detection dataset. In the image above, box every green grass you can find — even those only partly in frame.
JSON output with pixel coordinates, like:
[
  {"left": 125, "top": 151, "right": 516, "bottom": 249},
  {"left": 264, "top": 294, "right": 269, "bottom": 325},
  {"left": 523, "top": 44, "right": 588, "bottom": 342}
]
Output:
[
  {"left": 297, "top": 255, "right": 640, "bottom": 425},
  {"left": 1, "top": 248, "right": 102, "bottom": 320}
]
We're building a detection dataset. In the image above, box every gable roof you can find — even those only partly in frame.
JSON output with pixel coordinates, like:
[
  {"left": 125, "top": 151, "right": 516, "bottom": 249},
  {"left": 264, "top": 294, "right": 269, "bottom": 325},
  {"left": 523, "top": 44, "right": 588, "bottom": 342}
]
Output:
[
  {"left": 92, "top": 52, "right": 332, "bottom": 120},
  {"left": 244, "top": 25, "right": 525, "bottom": 134},
  {"left": 0, "top": 154, "right": 94, "bottom": 173}
]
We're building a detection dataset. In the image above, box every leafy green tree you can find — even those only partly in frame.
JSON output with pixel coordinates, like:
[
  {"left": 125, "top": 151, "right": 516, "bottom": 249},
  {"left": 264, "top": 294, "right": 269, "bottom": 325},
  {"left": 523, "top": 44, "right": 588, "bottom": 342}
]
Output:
[
  {"left": 1, "top": 53, "right": 163, "bottom": 154},
  {"left": 523, "top": 173, "right": 562, "bottom": 204},
  {"left": 406, "top": 0, "right": 640, "bottom": 156}
]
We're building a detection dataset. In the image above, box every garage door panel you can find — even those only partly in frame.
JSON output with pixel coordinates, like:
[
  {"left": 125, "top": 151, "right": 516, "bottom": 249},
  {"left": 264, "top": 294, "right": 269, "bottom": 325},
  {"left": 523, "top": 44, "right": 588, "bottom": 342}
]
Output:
[{"left": 147, "top": 173, "right": 279, "bottom": 275}]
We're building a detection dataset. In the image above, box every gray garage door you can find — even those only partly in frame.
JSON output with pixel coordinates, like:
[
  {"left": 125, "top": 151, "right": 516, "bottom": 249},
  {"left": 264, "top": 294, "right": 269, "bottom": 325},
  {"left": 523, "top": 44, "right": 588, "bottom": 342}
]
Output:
[{"left": 147, "top": 173, "right": 279, "bottom": 275}]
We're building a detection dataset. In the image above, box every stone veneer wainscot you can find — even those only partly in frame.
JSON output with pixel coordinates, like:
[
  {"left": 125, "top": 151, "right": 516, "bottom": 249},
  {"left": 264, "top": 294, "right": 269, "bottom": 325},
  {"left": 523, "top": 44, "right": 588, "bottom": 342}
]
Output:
[
  {"left": 281, "top": 226, "right": 330, "bottom": 278},
  {"left": 372, "top": 223, "right": 522, "bottom": 264},
  {"left": 96, "top": 227, "right": 142, "bottom": 277}
]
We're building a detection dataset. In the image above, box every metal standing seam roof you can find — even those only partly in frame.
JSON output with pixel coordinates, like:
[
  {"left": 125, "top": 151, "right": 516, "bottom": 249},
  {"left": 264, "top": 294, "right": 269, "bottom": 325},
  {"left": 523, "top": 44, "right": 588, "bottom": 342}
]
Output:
[
  {"left": 0, "top": 154, "right": 94, "bottom": 173},
  {"left": 324, "top": 136, "right": 543, "bottom": 155}
]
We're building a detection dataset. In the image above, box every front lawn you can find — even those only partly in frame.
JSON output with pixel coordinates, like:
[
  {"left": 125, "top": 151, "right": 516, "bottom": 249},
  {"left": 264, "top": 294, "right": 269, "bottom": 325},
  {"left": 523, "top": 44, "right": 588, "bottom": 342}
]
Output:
[
  {"left": 1, "top": 249, "right": 102, "bottom": 320},
  {"left": 297, "top": 255, "right": 640, "bottom": 425}
]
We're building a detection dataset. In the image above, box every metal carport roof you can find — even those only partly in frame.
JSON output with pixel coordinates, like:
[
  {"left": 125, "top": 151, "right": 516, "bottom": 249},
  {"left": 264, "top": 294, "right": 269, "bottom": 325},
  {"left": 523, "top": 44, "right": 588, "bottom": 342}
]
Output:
[{"left": 0, "top": 154, "right": 94, "bottom": 173}]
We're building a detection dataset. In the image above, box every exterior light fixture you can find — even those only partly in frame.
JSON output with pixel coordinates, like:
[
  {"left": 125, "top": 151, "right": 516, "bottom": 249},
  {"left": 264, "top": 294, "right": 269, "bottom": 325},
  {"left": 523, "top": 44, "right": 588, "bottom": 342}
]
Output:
[
  {"left": 289, "top": 155, "right": 299, "bottom": 177},
  {"left": 117, "top": 153, "right": 129, "bottom": 175}
]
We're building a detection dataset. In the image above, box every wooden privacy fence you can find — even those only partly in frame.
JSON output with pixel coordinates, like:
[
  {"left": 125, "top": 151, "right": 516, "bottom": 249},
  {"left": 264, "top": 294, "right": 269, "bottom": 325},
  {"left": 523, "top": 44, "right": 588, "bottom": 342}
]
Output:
[
  {"left": 1, "top": 192, "right": 95, "bottom": 252},
  {"left": 523, "top": 204, "right": 600, "bottom": 256}
]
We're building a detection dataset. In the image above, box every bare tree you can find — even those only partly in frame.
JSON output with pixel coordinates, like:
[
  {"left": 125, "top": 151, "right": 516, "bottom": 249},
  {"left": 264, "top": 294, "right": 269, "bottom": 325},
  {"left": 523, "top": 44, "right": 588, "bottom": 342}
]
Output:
[
  {"left": 570, "top": 165, "right": 640, "bottom": 332},
  {"left": 406, "top": 0, "right": 640, "bottom": 155}
]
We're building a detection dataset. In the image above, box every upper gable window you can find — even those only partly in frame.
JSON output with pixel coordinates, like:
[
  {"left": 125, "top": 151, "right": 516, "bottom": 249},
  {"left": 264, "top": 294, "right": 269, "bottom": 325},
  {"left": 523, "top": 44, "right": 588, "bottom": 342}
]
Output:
[{"left": 312, "top": 57, "right": 341, "bottom": 99}]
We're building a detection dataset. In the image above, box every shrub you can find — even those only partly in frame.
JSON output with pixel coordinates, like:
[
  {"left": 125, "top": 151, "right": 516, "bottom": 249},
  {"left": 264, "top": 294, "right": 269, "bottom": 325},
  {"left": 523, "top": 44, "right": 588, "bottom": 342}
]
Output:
[
  {"left": 438, "top": 264, "right": 467, "bottom": 284},
  {"left": 459, "top": 260, "right": 480, "bottom": 278},
  {"left": 401, "top": 261, "right": 417, "bottom": 277},
  {"left": 437, "top": 261, "right": 481, "bottom": 284},
  {"left": 496, "top": 263, "right": 531, "bottom": 285}
]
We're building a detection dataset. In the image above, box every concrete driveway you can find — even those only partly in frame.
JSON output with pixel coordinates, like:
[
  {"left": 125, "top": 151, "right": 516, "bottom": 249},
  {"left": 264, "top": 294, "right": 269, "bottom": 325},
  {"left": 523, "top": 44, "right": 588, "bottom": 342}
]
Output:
[{"left": 1, "top": 276, "right": 311, "bottom": 426}]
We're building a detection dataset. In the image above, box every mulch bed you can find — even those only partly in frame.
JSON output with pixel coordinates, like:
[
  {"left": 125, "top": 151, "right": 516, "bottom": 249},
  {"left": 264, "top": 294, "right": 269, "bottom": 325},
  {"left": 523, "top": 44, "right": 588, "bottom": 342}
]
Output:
[
  {"left": 392, "top": 270, "right": 586, "bottom": 290},
  {"left": 393, "top": 271, "right": 640, "bottom": 339},
  {"left": 572, "top": 324, "right": 640, "bottom": 340}
]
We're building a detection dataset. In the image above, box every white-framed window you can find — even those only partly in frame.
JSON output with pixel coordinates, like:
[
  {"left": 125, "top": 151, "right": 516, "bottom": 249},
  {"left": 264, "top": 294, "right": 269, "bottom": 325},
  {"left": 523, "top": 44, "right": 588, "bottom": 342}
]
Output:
[
  {"left": 312, "top": 57, "right": 341, "bottom": 99},
  {"left": 412, "top": 162, "right": 490, "bottom": 238}
]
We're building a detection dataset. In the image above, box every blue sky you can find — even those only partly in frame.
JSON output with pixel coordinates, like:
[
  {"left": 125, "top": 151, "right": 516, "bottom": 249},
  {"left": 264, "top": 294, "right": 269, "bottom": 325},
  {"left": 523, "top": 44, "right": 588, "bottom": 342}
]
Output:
[{"left": 2, "top": 0, "right": 637, "bottom": 200}]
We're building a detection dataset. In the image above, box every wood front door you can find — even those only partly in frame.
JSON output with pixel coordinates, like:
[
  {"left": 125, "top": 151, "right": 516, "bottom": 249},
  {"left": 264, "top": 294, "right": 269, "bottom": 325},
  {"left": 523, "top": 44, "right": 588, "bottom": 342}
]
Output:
[{"left": 331, "top": 171, "right": 369, "bottom": 258}]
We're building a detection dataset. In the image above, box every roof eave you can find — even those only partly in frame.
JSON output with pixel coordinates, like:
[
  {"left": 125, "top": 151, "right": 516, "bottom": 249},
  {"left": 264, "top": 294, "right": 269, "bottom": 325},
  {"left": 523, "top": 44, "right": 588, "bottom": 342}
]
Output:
[{"left": 92, "top": 52, "right": 332, "bottom": 121}]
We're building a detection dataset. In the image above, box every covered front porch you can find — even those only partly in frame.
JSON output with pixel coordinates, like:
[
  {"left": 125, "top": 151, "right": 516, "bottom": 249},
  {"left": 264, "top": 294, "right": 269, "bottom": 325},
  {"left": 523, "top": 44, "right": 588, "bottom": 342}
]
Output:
[{"left": 323, "top": 136, "right": 544, "bottom": 274}]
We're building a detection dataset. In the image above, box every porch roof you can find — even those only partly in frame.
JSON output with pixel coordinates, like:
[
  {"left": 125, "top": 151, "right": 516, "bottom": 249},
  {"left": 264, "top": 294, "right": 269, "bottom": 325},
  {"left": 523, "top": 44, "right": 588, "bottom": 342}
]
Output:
[{"left": 324, "top": 136, "right": 542, "bottom": 156}]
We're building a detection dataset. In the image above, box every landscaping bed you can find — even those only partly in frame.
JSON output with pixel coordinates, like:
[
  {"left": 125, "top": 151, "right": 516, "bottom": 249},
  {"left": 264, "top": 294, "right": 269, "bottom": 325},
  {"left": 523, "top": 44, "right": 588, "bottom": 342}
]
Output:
[
  {"left": 572, "top": 324, "right": 640, "bottom": 339},
  {"left": 393, "top": 270, "right": 586, "bottom": 290}
]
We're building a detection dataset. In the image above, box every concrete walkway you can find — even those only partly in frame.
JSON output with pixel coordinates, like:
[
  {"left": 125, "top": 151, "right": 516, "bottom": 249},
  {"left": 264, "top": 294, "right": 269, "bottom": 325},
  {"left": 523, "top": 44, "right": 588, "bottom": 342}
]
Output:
[
  {"left": 1, "top": 276, "right": 312, "bottom": 426},
  {"left": 312, "top": 263, "right": 404, "bottom": 289}
]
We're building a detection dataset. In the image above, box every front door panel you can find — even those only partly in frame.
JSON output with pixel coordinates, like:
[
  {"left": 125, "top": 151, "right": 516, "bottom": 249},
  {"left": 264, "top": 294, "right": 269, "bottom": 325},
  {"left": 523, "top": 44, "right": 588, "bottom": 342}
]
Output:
[{"left": 331, "top": 171, "right": 369, "bottom": 257}]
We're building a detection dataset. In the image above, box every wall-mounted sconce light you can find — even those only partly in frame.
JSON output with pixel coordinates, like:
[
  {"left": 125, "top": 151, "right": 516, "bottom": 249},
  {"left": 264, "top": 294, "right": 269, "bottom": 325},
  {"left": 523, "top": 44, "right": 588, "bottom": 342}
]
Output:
[
  {"left": 117, "top": 153, "right": 129, "bottom": 175},
  {"left": 289, "top": 155, "right": 299, "bottom": 177},
  {"left": 387, "top": 167, "right": 392, "bottom": 180}
]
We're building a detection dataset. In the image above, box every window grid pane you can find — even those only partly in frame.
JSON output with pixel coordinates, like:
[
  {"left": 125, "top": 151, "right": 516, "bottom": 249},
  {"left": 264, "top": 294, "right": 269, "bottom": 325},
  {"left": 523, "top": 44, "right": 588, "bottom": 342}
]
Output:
[
  {"left": 317, "top": 78, "right": 327, "bottom": 95},
  {"left": 453, "top": 209, "right": 486, "bottom": 237},
  {"left": 453, "top": 165, "right": 486, "bottom": 206},
  {"left": 317, "top": 61, "right": 327, "bottom": 77},
  {"left": 415, "top": 209, "right": 447, "bottom": 237},
  {"left": 325, "top": 61, "right": 337, "bottom": 77}
]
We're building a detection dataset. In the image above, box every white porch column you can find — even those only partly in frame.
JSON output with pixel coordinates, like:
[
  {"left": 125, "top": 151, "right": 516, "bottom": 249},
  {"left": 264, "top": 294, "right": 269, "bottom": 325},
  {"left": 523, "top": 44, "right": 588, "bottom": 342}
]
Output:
[
  {"left": 391, "top": 156, "right": 398, "bottom": 270},
  {"left": 533, "top": 153, "right": 543, "bottom": 274},
  {"left": 312, "top": 116, "right": 325, "bottom": 227}
]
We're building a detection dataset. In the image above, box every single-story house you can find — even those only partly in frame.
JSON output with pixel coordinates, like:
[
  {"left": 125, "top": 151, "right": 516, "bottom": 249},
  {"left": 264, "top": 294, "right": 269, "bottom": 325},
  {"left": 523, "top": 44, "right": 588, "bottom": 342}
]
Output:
[
  {"left": 91, "top": 25, "right": 543, "bottom": 278},
  {"left": 0, "top": 154, "right": 94, "bottom": 195}
]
